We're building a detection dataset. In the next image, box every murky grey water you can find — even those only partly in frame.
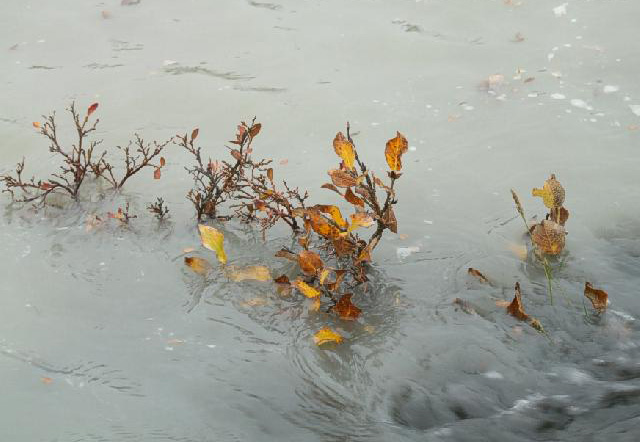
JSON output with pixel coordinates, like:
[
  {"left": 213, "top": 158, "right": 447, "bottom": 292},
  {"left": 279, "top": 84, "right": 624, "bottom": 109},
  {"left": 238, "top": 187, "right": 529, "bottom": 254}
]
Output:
[{"left": 2, "top": 0, "right": 640, "bottom": 441}]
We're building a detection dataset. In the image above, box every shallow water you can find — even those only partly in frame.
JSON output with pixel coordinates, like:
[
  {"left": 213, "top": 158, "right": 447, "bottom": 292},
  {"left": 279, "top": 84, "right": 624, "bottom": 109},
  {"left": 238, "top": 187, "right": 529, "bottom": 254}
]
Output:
[{"left": 2, "top": 1, "right": 640, "bottom": 441}]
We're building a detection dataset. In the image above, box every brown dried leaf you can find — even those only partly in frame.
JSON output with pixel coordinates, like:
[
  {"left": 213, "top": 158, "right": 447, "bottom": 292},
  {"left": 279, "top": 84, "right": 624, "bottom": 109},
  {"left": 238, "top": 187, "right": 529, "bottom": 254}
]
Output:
[
  {"left": 191, "top": 128, "right": 199, "bottom": 140},
  {"left": 153, "top": 167, "right": 161, "bottom": 179},
  {"left": 184, "top": 257, "right": 212, "bottom": 275},
  {"left": 584, "top": 282, "right": 609, "bottom": 312},
  {"left": 468, "top": 268, "right": 489, "bottom": 283},
  {"left": 249, "top": 123, "right": 262, "bottom": 138},
  {"left": 160, "top": 156, "right": 166, "bottom": 167},
  {"left": 507, "top": 282, "right": 529, "bottom": 321},
  {"left": 344, "top": 187, "right": 364, "bottom": 207},
  {"left": 333, "top": 132, "right": 356, "bottom": 171},
  {"left": 383, "top": 207, "right": 398, "bottom": 233},
  {"left": 332, "top": 238, "right": 356, "bottom": 257},
  {"left": 532, "top": 174, "right": 565, "bottom": 209},
  {"left": 531, "top": 220, "right": 566, "bottom": 255},
  {"left": 333, "top": 293, "right": 361, "bottom": 320},
  {"left": 321, "top": 183, "right": 342, "bottom": 195},
  {"left": 550, "top": 206, "right": 570, "bottom": 226},
  {"left": 298, "top": 250, "right": 324, "bottom": 276},
  {"left": 328, "top": 169, "right": 357, "bottom": 188},
  {"left": 385, "top": 131, "right": 409, "bottom": 171},
  {"left": 267, "top": 168, "right": 273, "bottom": 182},
  {"left": 231, "top": 150, "right": 243, "bottom": 161}
]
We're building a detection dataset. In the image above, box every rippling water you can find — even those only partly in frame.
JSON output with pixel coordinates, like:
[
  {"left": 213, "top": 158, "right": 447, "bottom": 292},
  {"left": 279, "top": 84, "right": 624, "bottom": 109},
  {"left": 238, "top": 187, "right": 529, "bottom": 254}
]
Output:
[{"left": 2, "top": 1, "right": 640, "bottom": 441}]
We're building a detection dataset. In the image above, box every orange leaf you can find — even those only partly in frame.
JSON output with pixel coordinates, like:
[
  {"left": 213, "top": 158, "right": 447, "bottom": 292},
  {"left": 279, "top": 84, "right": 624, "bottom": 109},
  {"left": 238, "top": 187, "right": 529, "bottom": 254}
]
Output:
[
  {"left": 385, "top": 131, "right": 408, "bottom": 171},
  {"left": 160, "top": 157, "right": 166, "bottom": 167},
  {"left": 344, "top": 187, "right": 364, "bottom": 207},
  {"left": 333, "top": 132, "right": 356, "bottom": 171},
  {"left": 584, "top": 282, "right": 609, "bottom": 312},
  {"left": 333, "top": 293, "right": 361, "bottom": 320},
  {"left": 153, "top": 168, "right": 161, "bottom": 179},
  {"left": 41, "top": 377, "right": 53, "bottom": 384},
  {"left": 293, "top": 279, "right": 321, "bottom": 298},
  {"left": 313, "top": 327, "right": 343, "bottom": 346},
  {"left": 328, "top": 169, "right": 357, "bottom": 188},
  {"left": 468, "top": 268, "right": 489, "bottom": 283},
  {"left": 306, "top": 209, "right": 341, "bottom": 239},
  {"left": 32, "top": 121, "right": 41, "bottom": 129},
  {"left": 87, "top": 102, "right": 99, "bottom": 116},
  {"left": 184, "top": 257, "right": 212, "bottom": 275},
  {"left": 267, "top": 168, "right": 273, "bottom": 182},
  {"left": 298, "top": 250, "right": 324, "bottom": 276}
]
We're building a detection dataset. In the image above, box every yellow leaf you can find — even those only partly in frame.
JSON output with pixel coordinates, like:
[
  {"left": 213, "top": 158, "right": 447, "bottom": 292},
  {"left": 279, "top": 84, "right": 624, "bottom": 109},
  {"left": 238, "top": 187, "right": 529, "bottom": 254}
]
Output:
[
  {"left": 333, "top": 132, "right": 356, "bottom": 171},
  {"left": 348, "top": 212, "right": 374, "bottom": 232},
  {"left": 315, "top": 204, "right": 347, "bottom": 228},
  {"left": 184, "top": 257, "right": 212, "bottom": 275},
  {"left": 313, "top": 327, "right": 343, "bottom": 345},
  {"left": 198, "top": 224, "right": 227, "bottom": 264},
  {"left": 319, "top": 268, "right": 331, "bottom": 285},
  {"left": 228, "top": 265, "right": 272, "bottom": 282},
  {"left": 385, "top": 131, "right": 409, "bottom": 171},
  {"left": 293, "top": 279, "right": 321, "bottom": 298},
  {"left": 531, "top": 174, "right": 565, "bottom": 209}
]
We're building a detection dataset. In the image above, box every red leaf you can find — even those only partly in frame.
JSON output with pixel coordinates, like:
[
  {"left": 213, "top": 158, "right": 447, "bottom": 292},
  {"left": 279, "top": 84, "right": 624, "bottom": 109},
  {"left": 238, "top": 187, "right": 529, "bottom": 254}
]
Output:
[
  {"left": 154, "top": 168, "right": 161, "bottom": 179},
  {"left": 87, "top": 103, "right": 99, "bottom": 117}
]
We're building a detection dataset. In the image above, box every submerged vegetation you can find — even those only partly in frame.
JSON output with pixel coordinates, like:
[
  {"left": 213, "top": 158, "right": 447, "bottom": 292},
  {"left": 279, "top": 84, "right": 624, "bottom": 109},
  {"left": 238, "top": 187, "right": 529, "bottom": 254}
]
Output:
[{"left": 1, "top": 102, "right": 612, "bottom": 345}]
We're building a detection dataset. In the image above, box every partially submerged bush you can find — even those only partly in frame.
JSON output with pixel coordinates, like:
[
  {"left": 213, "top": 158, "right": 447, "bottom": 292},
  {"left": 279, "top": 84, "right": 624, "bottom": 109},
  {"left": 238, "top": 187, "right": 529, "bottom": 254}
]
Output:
[{"left": 0, "top": 102, "right": 170, "bottom": 206}]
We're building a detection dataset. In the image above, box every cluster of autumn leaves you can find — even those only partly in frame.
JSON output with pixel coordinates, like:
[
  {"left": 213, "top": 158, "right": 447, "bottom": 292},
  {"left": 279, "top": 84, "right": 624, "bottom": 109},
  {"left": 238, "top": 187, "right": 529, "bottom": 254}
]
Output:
[
  {"left": 182, "top": 126, "right": 409, "bottom": 346},
  {"left": 462, "top": 175, "right": 609, "bottom": 334}
]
